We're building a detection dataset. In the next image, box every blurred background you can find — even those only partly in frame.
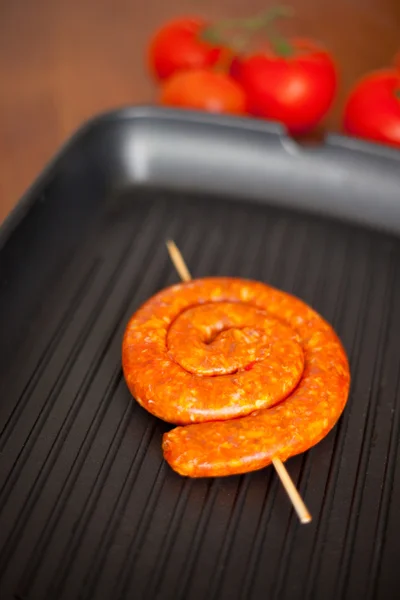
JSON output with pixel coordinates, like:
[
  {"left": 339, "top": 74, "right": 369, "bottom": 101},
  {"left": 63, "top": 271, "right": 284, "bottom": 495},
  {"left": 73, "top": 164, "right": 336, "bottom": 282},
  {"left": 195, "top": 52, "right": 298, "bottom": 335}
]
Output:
[{"left": 1, "top": 0, "right": 399, "bottom": 224}]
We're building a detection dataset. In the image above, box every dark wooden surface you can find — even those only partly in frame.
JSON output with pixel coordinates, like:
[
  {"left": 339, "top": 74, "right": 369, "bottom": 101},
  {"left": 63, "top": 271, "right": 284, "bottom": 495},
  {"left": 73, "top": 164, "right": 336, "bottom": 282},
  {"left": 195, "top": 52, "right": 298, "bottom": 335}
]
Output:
[{"left": 1, "top": 0, "right": 399, "bottom": 223}]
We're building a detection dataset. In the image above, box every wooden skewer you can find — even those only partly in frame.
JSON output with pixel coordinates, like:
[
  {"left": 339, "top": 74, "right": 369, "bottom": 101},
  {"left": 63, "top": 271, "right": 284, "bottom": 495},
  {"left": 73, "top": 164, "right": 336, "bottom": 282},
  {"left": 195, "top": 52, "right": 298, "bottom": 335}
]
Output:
[
  {"left": 166, "top": 239, "right": 312, "bottom": 525},
  {"left": 272, "top": 458, "right": 311, "bottom": 524},
  {"left": 166, "top": 240, "right": 192, "bottom": 282}
]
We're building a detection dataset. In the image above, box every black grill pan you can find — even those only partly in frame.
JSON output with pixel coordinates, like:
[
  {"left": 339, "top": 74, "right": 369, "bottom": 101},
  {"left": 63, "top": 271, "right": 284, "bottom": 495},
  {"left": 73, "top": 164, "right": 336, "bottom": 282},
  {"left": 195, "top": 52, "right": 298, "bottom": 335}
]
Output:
[{"left": 1, "top": 107, "right": 400, "bottom": 600}]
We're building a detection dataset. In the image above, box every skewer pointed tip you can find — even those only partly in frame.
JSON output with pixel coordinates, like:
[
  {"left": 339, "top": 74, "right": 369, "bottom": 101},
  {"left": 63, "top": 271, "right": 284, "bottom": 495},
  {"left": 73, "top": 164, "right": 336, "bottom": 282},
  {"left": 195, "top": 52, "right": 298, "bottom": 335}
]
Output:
[{"left": 166, "top": 239, "right": 192, "bottom": 282}]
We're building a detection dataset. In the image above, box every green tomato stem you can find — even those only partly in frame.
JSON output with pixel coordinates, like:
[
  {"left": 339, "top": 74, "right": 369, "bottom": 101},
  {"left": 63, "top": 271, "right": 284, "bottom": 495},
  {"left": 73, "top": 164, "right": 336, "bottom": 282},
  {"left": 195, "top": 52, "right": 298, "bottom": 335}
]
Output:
[{"left": 201, "top": 5, "right": 295, "bottom": 57}]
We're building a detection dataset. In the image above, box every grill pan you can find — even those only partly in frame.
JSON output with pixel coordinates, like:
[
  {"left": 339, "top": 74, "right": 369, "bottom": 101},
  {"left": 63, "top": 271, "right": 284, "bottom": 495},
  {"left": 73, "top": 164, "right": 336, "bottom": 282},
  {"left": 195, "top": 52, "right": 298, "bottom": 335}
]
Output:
[{"left": 1, "top": 107, "right": 400, "bottom": 600}]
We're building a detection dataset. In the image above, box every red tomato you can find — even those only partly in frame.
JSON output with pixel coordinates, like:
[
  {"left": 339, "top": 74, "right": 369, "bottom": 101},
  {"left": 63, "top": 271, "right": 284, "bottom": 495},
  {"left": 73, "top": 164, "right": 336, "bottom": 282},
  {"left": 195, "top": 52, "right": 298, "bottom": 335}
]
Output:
[
  {"left": 148, "top": 17, "right": 222, "bottom": 80},
  {"left": 343, "top": 70, "right": 400, "bottom": 148},
  {"left": 159, "top": 68, "right": 247, "bottom": 115},
  {"left": 232, "top": 39, "right": 337, "bottom": 134}
]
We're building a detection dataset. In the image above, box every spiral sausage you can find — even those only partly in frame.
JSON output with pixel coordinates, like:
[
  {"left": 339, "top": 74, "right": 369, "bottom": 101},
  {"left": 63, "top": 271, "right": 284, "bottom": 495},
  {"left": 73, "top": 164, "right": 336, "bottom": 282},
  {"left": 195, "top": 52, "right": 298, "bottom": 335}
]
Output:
[{"left": 122, "top": 277, "right": 350, "bottom": 477}]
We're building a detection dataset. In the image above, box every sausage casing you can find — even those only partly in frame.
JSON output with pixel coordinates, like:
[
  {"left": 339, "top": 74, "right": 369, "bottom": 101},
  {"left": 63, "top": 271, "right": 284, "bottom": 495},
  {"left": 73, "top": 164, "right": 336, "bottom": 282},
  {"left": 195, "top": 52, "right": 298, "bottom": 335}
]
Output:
[{"left": 122, "top": 277, "right": 350, "bottom": 477}]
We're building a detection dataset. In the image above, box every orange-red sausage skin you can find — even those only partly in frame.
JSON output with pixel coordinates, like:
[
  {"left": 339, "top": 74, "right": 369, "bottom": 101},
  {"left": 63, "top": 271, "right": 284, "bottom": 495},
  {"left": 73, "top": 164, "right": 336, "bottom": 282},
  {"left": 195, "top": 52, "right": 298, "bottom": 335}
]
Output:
[{"left": 122, "top": 277, "right": 350, "bottom": 478}]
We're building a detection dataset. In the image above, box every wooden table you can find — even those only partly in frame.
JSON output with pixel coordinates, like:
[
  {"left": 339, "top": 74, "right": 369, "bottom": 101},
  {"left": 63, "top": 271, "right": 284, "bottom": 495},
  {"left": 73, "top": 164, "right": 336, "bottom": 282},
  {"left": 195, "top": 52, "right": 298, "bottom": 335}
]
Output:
[{"left": 1, "top": 0, "right": 399, "bottom": 223}]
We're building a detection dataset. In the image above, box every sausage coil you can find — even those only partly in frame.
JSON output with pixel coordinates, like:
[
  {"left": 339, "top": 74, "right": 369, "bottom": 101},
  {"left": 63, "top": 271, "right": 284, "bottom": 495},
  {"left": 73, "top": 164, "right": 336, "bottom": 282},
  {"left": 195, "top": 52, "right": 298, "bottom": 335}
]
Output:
[{"left": 122, "top": 277, "right": 350, "bottom": 477}]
